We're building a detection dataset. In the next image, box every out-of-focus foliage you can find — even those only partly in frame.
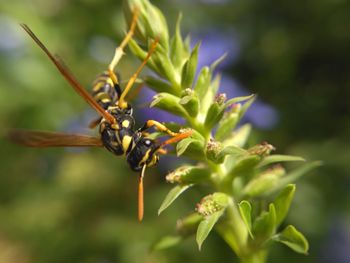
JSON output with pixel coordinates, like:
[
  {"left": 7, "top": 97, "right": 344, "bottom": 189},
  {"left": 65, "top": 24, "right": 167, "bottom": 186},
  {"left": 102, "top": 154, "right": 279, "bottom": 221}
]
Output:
[{"left": 0, "top": 0, "right": 349, "bottom": 263}]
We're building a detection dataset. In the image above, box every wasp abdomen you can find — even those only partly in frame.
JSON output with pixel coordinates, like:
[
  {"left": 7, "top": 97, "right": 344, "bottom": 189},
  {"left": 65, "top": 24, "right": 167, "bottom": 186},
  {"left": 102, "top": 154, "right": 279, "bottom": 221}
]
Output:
[{"left": 92, "top": 71, "right": 122, "bottom": 109}]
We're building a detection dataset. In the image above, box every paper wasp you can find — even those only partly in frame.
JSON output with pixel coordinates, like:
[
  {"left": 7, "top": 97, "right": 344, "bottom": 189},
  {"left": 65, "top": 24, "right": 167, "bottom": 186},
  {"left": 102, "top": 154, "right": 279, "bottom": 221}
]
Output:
[{"left": 9, "top": 10, "right": 192, "bottom": 221}]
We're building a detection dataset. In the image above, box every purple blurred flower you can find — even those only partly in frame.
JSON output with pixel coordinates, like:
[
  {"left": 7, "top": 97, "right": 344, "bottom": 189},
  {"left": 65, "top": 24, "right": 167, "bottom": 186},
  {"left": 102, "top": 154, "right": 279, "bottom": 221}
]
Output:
[
  {"left": 0, "top": 15, "right": 25, "bottom": 57},
  {"left": 320, "top": 218, "right": 350, "bottom": 263},
  {"left": 192, "top": 30, "right": 240, "bottom": 71},
  {"left": 218, "top": 75, "right": 279, "bottom": 129}
]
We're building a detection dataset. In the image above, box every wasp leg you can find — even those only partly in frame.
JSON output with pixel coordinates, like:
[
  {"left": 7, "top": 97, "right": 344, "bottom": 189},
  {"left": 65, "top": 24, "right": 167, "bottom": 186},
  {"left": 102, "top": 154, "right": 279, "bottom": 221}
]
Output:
[
  {"left": 157, "top": 148, "right": 167, "bottom": 155},
  {"left": 155, "top": 130, "right": 193, "bottom": 154},
  {"left": 160, "top": 130, "right": 193, "bottom": 147},
  {"left": 108, "top": 8, "right": 139, "bottom": 84},
  {"left": 118, "top": 38, "right": 159, "bottom": 109},
  {"left": 139, "top": 120, "right": 178, "bottom": 137}
]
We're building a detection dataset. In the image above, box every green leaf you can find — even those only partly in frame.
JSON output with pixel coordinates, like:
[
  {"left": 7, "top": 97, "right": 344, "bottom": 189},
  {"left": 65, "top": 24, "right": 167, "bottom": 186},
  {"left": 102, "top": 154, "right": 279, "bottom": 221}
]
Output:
[
  {"left": 179, "top": 92, "right": 199, "bottom": 116},
  {"left": 181, "top": 43, "right": 200, "bottom": 89},
  {"left": 215, "top": 110, "right": 240, "bottom": 141},
  {"left": 258, "top": 155, "right": 305, "bottom": 168},
  {"left": 150, "top": 92, "right": 188, "bottom": 117},
  {"left": 238, "top": 200, "right": 253, "bottom": 238},
  {"left": 242, "top": 173, "right": 279, "bottom": 197},
  {"left": 238, "top": 95, "right": 256, "bottom": 120},
  {"left": 148, "top": 46, "right": 179, "bottom": 87},
  {"left": 144, "top": 76, "right": 176, "bottom": 95},
  {"left": 170, "top": 13, "right": 186, "bottom": 70},
  {"left": 253, "top": 204, "right": 277, "bottom": 243},
  {"left": 204, "top": 101, "right": 226, "bottom": 130},
  {"left": 210, "top": 53, "right": 228, "bottom": 72},
  {"left": 196, "top": 210, "right": 224, "bottom": 250},
  {"left": 158, "top": 184, "right": 193, "bottom": 215},
  {"left": 266, "top": 161, "right": 322, "bottom": 194},
  {"left": 225, "top": 94, "right": 256, "bottom": 108},
  {"left": 194, "top": 66, "right": 211, "bottom": 101},
  {"left": 273, "top": 184, "right": 296, "bottom": 226},
  {"left": 176, "top": 137, "right": 205, "bottom": 158},
  {"left": 223, "top": 124, "right": 252, "bottom": 148},
  {"left": 152, "top": 235, "right": 182, "bottom": 251},
  {"left": 230, "top": 155, "right": 261, "bottom": 175},
  {"left": 272, "top": 225, "right": 309, "bottom": 254}
]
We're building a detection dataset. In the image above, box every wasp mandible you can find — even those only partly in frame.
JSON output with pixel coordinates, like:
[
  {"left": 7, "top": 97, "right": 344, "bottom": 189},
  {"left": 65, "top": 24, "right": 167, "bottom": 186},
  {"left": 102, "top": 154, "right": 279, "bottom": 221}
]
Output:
[{"left": 9, "top": 9, "right": 192, "bottom": 221}]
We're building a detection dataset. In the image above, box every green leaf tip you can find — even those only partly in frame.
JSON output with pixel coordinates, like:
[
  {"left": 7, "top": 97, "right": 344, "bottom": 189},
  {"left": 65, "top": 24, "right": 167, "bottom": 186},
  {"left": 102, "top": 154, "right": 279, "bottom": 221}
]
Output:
[
  {"left": 273, "top": 184, "right": 296, "bottom": 226},
  {"left": 238, "top": 200, "right": 254, "bottom": 239},
  {"left": 158, "top": 184, "right": 193, "bottom": 215},
  {"left": 196, "top": 210, "right": 224, "bottom": 250},
  {"left": 272, "top": 225, "right": 309, "bottom": 254}
]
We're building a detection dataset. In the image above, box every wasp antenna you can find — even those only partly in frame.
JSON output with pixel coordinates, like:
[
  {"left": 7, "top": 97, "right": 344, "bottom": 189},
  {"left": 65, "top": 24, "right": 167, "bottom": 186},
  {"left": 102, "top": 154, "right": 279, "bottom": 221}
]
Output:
[
  {"left": 138, "top": 164, "right": 147, "bottom": 222},
  {"left": 20, "top": 24, "right": 116, "bottom": 124}
]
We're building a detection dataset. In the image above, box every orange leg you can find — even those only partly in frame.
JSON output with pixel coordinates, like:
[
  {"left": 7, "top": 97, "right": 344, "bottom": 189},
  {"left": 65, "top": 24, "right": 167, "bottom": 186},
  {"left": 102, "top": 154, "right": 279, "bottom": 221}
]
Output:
[
  {"left": 118, "top": 38, "right": 159, "bottom": 109},
  {"left": 140, "top": 120, "right": 178, "bottom": 137}
]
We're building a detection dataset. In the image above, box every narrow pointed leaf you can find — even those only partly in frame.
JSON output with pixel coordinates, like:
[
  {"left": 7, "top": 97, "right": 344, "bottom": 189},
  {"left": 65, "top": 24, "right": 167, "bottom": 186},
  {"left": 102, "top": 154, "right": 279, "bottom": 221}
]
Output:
[
  {"left": 194, "top": 66, "right": 211, "bottom": 100},
  {"left": 150, "top": 92, "right": 188, "bottom": 117},
  {"left": 238, "top": 200, "right": 254, "bottom": 238},
  {"left": 152, "top": 235, "right": 182, "bottom": 251},
  {"left": 158, "top": 184, "right": 193, "bottom": 215},
  {"left": 266, "top": 161, "right": 322, "bottom": 194},
  {"left": 181, "top": 43, "right": 200, "bottom": 89},
  {"left": 273, "top": 184, "right": 296, "bottom": 226},
  {"left": 272, "top": 225, "right": 309, "bottom": 254},
  {"left": 215, "top": 110, "right": 239, "bottom": 141},
  {"left": 253, "top": 204, "right": 277, "bottom": 242},
  {"left": 145, "top": 76, "right": 175, "bottom": 95},
  {"left": 210, "top": 53, "right": 228, "bottom": 72},
  {"left": 196, "top": 210, "right": 224, "bottom": 250},
  {"left": 258, "top": 155, "right": 305, "bottom": 168},
  {"left": 223, "top": 124, "right": 252, "bottom": 148},
  {"left": 204, "top": 102, "right": 225, "bottom": 130},
  {"left": 242, "top": 173, "right": 280, "bottom": 197},
  {"left": 170, "top": 13, "right": 186, "bottom": 70},
  {"left": 225, "top": 94, "right": 255, "bottom": 108}
]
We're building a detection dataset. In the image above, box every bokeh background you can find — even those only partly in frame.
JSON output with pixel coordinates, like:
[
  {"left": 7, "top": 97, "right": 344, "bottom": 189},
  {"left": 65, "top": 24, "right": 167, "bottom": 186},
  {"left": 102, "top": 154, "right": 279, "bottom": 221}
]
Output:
[{"left": 0, "top": 0, "right": 349, "bottom": 262}]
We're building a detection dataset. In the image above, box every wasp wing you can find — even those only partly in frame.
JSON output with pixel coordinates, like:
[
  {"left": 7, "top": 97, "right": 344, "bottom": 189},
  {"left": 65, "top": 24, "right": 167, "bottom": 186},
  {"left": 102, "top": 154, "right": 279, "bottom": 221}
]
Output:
[
  {"left": 8, "top": 130, "right": 103, "bottom": 148},
  {"left": 20, "top": 24, "right": 115, "bottom": 124}
]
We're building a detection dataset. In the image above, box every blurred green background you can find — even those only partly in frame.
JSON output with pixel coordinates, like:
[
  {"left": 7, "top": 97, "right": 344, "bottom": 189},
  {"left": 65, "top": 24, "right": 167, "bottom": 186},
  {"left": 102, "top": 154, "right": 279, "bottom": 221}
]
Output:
[{"left": 0, "top": 0, "right": 349, "bottom": 262}]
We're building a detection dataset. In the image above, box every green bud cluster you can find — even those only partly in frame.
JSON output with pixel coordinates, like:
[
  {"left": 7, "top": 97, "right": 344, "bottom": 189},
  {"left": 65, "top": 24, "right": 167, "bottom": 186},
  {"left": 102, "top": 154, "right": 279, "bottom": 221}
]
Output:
[{"left": 123, "top": 0, "right": 319, "bottom": 261}]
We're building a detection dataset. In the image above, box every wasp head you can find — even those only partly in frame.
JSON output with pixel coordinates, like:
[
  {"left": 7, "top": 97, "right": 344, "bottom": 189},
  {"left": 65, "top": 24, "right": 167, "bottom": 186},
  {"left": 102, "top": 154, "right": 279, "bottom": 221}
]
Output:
[{"left": 127, "top": 136, "right": 160, "bottom": 172}]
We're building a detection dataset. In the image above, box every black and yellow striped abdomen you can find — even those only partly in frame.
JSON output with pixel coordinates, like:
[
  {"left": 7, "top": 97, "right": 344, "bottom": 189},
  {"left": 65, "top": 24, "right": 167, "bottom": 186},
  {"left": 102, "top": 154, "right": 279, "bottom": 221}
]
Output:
[{"left": 92, "top": 71, "right": 122, "bottom": 109}]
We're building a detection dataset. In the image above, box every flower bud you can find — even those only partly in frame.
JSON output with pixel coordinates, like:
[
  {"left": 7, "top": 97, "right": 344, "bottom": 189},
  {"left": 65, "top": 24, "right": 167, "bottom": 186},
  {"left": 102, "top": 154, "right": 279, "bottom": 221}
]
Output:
[
  {"left": 196, "top": 193, "right": 229, "bottom": 216},
  {"left": 166, "top": 165, "right": 211, "bottom": 184},
  {"left": 248, "top": 142, "right": 276, "bottom": 157}
]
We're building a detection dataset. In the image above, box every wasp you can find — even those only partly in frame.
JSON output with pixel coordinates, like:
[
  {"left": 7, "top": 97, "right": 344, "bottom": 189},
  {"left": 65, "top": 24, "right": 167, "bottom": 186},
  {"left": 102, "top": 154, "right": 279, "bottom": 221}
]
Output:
[{"left": 9, "top": 10, "right": 192, "bottom": 221}]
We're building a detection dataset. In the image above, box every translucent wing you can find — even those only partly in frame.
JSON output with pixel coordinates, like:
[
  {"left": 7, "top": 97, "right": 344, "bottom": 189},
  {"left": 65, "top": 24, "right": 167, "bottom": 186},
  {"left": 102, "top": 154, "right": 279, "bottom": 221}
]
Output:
[
  {"left": 20, "top": 24, "right": 116, "bottom": 124},
  {"left": 8, "top": 130, "right": 103, "bottom": 147}
]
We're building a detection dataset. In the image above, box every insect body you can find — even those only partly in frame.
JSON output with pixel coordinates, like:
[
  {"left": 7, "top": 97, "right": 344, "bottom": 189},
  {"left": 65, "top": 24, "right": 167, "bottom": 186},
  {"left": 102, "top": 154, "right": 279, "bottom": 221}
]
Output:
[{"left": 10, "top": 10, "right": 191, "bottom": 221}]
